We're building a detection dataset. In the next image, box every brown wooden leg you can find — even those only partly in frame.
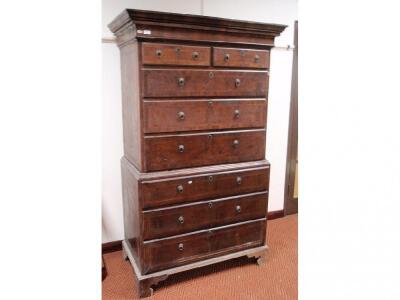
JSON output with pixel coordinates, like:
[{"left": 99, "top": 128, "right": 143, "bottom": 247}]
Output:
[
  {"left": 246, "top": 248, "right": 268, "bottom": 266},
  {"left": 122, "top": 244, "right": 129, "bottom": 261},
  {"left": 102, "top": 256, "right": 107, "bottom": 281},
  {"left": 137, "top": 275, "right": 168, "bottom": 298},
  {"left": 256, "top": 253, "right": 266, "bottom": 265}
]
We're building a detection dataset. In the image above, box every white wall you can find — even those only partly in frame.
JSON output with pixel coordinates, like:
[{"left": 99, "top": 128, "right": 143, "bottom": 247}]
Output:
[
  {"left": 102, "top": 0, "right": 297, "bottom": 243},
  {"left": 102, "top": 0, "right": 202, "bottom": 37},
  {"left": 102, "top": 42, "right": 123, "bottom": 243}
]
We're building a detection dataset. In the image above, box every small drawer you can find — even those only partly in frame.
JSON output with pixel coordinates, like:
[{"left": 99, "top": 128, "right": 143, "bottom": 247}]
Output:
[
  {"left": 143, "top": 192, "right": 268, "bottom": 240},
  {"left": 142, "top": 69, "right": 268, "bottom": 98},
  {"left": 141, "top": 166, "right": 269, "bottom": 209},
  {"left": 143, "top": 129, "right": 266, "bottom": 172},
  {"left": 213, "top": 47, "right": 270, "bottom": 69},
  {"left": 142, "top": 219, "right": 265, "bottom": 273},
  {"left": 143, "top": 99, "right": 267, "bottom": 134},
  {"left": 142, "top": 43, "right": 211, "bottom": 66}
]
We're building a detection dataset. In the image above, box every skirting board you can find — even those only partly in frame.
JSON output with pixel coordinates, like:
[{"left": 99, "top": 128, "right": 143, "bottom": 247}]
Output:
[{"left": 102, "top": 209, "right": 284, "bottom": 254}]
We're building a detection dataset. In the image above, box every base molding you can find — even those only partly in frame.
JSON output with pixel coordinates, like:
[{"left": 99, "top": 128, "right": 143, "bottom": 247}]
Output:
[{"left": 122, "top": 240, "right": 268, "bottom": 298}]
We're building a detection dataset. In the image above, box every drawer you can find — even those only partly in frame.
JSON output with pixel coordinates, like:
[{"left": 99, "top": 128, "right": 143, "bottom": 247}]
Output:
[
  {"left": 143, "top": 129, "right": 266, "bottom": 171},
  {"left": 142, "top": 219, "right": 265, "bottom": 273},
  {"left": 213, "top": 47, "right": 270, "bottom": 69},
  {"left": 141, "top": 167, "right": 269, "bottom": 209},
  {"left": 143, "top": 192, "right": 267, "bottom": 240},
  {"left": 143, "top": 99, "right": 267, "bottom": 133},
  {"left": 143, "top": 69, "right": 268, "bottom": 98},
  {"left": 142, "top": 43, "right": 211, "bottom": 66}
]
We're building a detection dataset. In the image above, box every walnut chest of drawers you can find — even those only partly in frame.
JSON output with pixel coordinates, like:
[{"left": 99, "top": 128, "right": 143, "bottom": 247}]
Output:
[{"left": 109, "top": 9, "right": 286, "bottom": 298}]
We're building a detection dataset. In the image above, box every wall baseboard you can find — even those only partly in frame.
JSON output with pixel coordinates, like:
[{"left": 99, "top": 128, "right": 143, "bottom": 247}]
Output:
[
  {"left": 268, "top": 209, "right": 285, "bottom": 220},
  {"left": 102, "top": 209, "right": 285, "bottom": 254},
  {"left": 102, "top": 240, "right": 123, "bottom": 254}
]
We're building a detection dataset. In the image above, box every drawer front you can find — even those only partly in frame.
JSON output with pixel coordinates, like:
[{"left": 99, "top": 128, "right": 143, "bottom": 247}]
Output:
[
  {"left": 143, "top": 130, "right": 266, "bottom": 171},
  {"left": 142, "top": 219, "right": 265, "bottom": 273},
  {"left": 143, "top": 192, "right": 267, "bottom": 240},
  {"left": 213, "top": 47, "right": 270, "bottom": 69},
  {"left": 142, "top": 43, "right": 211, "bottom": 66},
  {"left": 143, "top": 69, "right": 268, "bottom": 98},
  {"left": 142, "top": 167, "right": 269, "bottom": 209},
  {"left": 143, "top": 99, "right": 267, "bottom": 133}
]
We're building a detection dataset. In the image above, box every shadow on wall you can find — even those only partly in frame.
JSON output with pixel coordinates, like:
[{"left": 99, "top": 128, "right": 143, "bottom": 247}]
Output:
[{"left": 102, "top": 199, "right": 110, "bottom": 242}]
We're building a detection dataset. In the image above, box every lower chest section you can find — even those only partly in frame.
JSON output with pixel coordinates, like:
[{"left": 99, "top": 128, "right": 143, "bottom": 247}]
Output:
[{"left": 128, "top": 161, "right": 270, "bottom": 274}]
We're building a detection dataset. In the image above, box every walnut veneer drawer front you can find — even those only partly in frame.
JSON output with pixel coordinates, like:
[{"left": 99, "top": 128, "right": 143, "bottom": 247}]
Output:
[
  {"left": 142, "top": 43, "right": 211, "bottom": 66},
  {"left": 213, "top": 47, "right": 270, "bottom": 69},
  {"left": 143, "top": 69, "right": 268, "bottom": 98},
  {"left": 142, "top": 219, "right": 265, "bottom": 273},
  {"left": 142, "top": 167, "right": 269, "bottom": 209},
  {"left": 144, "top": 129, "right": 266, "bottom": 171},
  {"left": 143, "top": 99, "right": 267, "bottom": 133},
  {"left": 143, "top": 192, "right": 267, "bottom": 240}
]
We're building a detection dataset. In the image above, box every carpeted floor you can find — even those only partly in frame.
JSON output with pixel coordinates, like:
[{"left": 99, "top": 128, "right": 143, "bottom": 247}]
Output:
[{"left": 102, "top": 214, "right": 298, "bottom": 299}]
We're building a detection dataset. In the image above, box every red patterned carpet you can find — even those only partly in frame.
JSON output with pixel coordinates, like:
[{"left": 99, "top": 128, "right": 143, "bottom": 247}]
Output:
[{"left": 102, "top": 214, "right": 298, "bottom": 299}]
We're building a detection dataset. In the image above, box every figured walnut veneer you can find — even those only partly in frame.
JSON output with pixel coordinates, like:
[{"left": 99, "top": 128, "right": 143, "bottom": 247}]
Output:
[{"left": 109, "top": 9, "right": 286, "bottom": 297}]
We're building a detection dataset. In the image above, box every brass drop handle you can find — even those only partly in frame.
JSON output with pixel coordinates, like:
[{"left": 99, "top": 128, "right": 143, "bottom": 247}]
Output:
[
  {"left": 192, "top": 51, "right": 199, "bottom": 59},
  {"left": 208, "top": 202, "right": 213, "bottom": 208},
  {"left": 178, "top": 111, "right": 185, "bottom": 120},
  {"left": 208, "top": 175, "right": 213, "bottom": 183},
  {"left": 178, "top": 77, "right": 185, "bottom": 87},
  {"left": 233, "top": 139, "right": 239, "bottom": 147},
  {"left": 236, "top": 176, "right": 242, "bottom": 185},
  {"left": 178, "top": 216, "right": 184, "bottom": 224},
  {"left": 236, "top": 205, "right": 241, "bottom": 213},
  {"left": 224, "top": 53, "right": 230, "bottom": 61},
  {"left": 177, "top": 185, "right": 184, "bottom": 193},
  {"left": 234, "top": 109, "right": 240, "bottom": 118},
  {"left": 178, "top": 243, "right": 184, "bottom": 251},
  {"left": 156, "top": 49, "right": 162, "bottom": 57},
  {"left": 178, "top": 145, "right": 185, "bottom": 153},
  {"left": 235, "top": 78, "right": 241, "bottom": 87},
  {"left": 254, "top": 54, "right": 260, "bottom": 63}
]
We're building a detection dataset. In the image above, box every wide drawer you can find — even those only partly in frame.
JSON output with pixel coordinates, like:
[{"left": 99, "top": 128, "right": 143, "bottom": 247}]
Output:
[
  {"left": 141, "top": 166, "right": 269, "bottom": 209},
  {"left": 143, "top": 129, "right": 266, "bottom": 171},
  {"left": 142, "top": 43, "right": 211, "bottom": 66},
  {"left": 213, "top": 47, "right": 270, "bottom": 69},
  {"left": 143, "top": 99, "right": 267, "bottom": 133},
  {"left": 143, "top": 192, "right": 267, "bottom": 240},
  {"left": 142, "top": 219, "right": 265, "bottom": 273},
  {"left": 142, "top": 69, "right": 268, "bottom": 98}
]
